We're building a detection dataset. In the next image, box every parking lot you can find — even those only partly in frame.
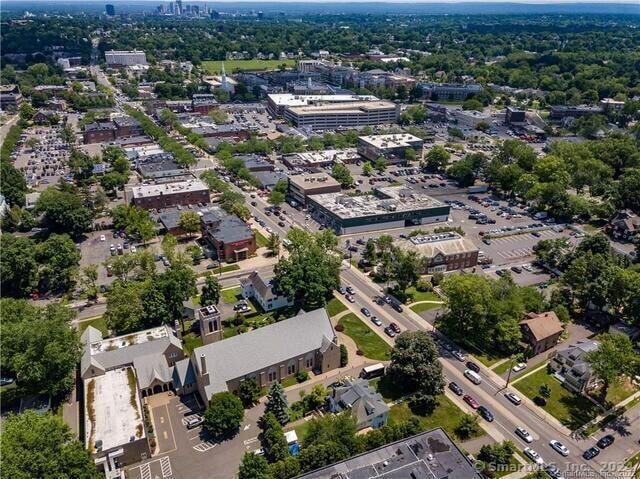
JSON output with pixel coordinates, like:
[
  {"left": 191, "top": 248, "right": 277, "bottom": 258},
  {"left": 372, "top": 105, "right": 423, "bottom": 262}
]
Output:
[{"left": 13, "top": 125, "right": 71, "bottom": 191}]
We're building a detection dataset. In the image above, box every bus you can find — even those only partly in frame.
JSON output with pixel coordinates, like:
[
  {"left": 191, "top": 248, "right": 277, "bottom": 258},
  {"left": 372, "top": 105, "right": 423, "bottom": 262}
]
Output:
[
  {"left": 464, "top": 369, "right": 482, "bottom": 385},
  {"left": 360, "top": 363, "right": 385, "bottom": 380}
]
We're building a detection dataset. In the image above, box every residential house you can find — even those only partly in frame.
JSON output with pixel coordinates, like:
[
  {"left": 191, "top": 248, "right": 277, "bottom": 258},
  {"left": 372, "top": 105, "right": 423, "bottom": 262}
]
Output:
[
  {"left": 520, "top": 311, "right": 564, "bottom": 355},
  {"left": 240, "top": 271, "right": 294, "bottom": 312},
  {"left": 549, "top": 339, "right": 600, "bottom": 394},
  {"left": 328, "top": 378, "right": 389, "bottom": 430},
  {"left": 607, "top": 210, "right": 640, "bottom": 241}
]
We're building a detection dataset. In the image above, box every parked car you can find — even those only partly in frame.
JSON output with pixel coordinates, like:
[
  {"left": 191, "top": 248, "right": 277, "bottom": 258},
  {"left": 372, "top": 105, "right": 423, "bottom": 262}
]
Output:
[
  {"left": 384, "top": 326, "right": 396, "bottom": 338},
  {"left": 451, "top": 350, "right": 465, "bottom": 362},
  {"left": 544, "top": 465, "right": 565, "bottom": 479},
  {"left": 389, "top": 322, "right": 401, "bottom": 334},
  {"left": 361, "top": 307, "right": 371, "bottom": 317},
  {"left": 463, "top": 394, "right": 480, "bottom": 409},
  {"left": 346, "top": 286, "right": 356, "bottom": 295},
  {"left": 391, "top": 302, "right": 403, "bottom": 313},
  {"left": 515, "top": 426, "right": 533, "bottom": 443},
  {"left": 583, "top": 447, "right": 600, "bottom": 460},
  {"left": 466, "top": 361, "right": 480, "bottom": 373},
  {"left": 504, "top": 392, "right": 522, "bottom": 405},
  {"left": 0, "top": 377, "right": 15, "bottom": 387},
  {"left": 512, "top": 362, "right": 527, "bottom": 373},
  {"left": 477, "top": 406, "right": 494, "bottom": 422},
  {"left": 549, "top": 439, "right": 570, "bottom": 457},
  {"left": 371, "top": 316, "right": 382, "bottom": 326},
  {"left": 346, "top": 295, "right": 355, "bottom": 303},
  {"left": 100, "top": 234, "right": 106, "bottom": 241},
  {"left": 186, "top": 416, "right": 204, "bottom": 429},
  {"left": 524, "top": 447, "right": 544, "bottom": 466},
  {"left": 596, "top": 435, "right": 615, "bottom": 449},
  {"left": 338, "top": 286, "right": 346, "bottom": 295},
  {"left": 448, "top": 382, "right": 464, "bottom": 396}
]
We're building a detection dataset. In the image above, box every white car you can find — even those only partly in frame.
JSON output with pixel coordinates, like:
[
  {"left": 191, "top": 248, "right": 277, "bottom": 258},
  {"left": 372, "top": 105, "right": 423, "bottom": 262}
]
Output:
[
  {"left": 505, "top": 392, "right": 522, "bottom": 405},
  {"left": 100, "top": 234, "right": 106, "bottom": 241},
  {"left": 512, "top": 362, "right": 527, "bottom": 373},
  {"left": 549, "top": 440, "right": 570, "bottom": 457},
  {"left": 515, "top": 426, "right": 533, "bottom": 443},
  {"left": 131, "top": 245, "right": 137, "bottom": 253},
  {"left": 524, "top": 447, "right": 544, "bottom": 466}
]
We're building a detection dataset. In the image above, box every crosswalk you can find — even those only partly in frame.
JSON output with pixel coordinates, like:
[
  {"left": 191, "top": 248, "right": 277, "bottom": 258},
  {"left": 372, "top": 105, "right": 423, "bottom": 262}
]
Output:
[
  {"left": 139, "top": 463, "right": 151, "bottom": 479},
  {"left": 181, "top": 414, "right": 201, "bottom": 426}
]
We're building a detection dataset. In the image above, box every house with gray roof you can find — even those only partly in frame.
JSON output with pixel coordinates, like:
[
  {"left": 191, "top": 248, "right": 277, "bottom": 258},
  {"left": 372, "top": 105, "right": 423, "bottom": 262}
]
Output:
[
  {"left": 328, "top": 378, "right": 389, "bottom": 430},
  {"left": 240, "top": 271, "right": 293, "bottom": 312},
  {"left": 173, "top": 308, "right": 340, "bottom": 402},
  {"left": 549, "top": 339, "right": 600, "bottom": 393}
]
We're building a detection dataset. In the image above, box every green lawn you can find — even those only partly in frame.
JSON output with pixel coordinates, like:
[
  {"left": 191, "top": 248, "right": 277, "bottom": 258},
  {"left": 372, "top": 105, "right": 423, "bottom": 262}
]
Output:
[
  {"left": 202, "top": 59, "right": 296, "bottom": 74},
  {"left": 286, "top": 419, "right": 312, "bottom": 443},
  {"left": 221, "top": 286, "right": 242, "bottom": 304},
  {"left": 337, "top": 313, "right": 390, "bottom": 361},
  {"left": 182, "top": 333, "right": 203, "bottom": 356},
  {"left": 326, "top": 297, "right": 348, "bottom": 318},
  {"left": 254, "top": 229, "right": 269, "bottom": 248},
  {"left": 405, "top": 288, "right": 442, "bottom": 304},
  {"left": 601, "top": 380, "right": 639, "bottom": 407},
  {"left": 198, "top": 264, "right": 241, "bottom": 277},
  {"left": 388, "top": 396, "right": 485, "bottom": 442},
  {"left": 78, "top": 316, "right": 109, "bottom": 336},
  {"left": 410, "top": 302, "right": 441, "bottom": 314},
  {"left": 514, "top": 368, "right": 601, "bottom": 429},
  {"left": 625, "top": 450, "right": 640, "bottom": 469},
  {"left": 492, "top": 360, "right": 513, "bottom": 376}
]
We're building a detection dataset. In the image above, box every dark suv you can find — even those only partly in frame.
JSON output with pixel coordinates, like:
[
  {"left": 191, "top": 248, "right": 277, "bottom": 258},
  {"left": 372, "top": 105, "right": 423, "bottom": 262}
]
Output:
[
  {"left": 477, "top": 406, "right": 494, "bottom": 422},
  {"left": 466, "top": 361, "right": 480, "bottom": 373},
  {"left": 448, "top": 382, "right": 464, "bottom": 396},
  {"left": 596, "top": 435, "right": 614, "bottom": 449}
]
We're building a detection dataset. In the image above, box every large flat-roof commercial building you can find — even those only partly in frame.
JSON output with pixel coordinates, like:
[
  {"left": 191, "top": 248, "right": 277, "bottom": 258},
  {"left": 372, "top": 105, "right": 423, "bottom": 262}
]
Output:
[
  {"left": 399, "top": 232, "right": 479, "bottom": 273},
  {"left": 129, "top": 179, "right": 210, "bottom": 210},
  {"left": 0, "top": 84, "right": 22, "bottom": 110},
  {"left": 296, "top": 428, "right": 481, "bottom": 479},
  {"left": 419, "top": 82, "right": 482, "bottom": 101},
  {"left": 172, "top": 308, "right": 340, "bottom": 402},
  {"left": 288, "top": 173, "right": 342, "bottom": 207},
  {"left": 282, "top": 148, "right": 360, "bottom": 169},
  {"left": 308, "top": 186, "right": 450, "bottom": 234},
  {"left": 284, "top": 101, "right": 399, "bottom": 130},
  {"left": 105, "top": 50, "right": 147, "bottom": 67},
  {"left": 549, "top": 105, "right": 603, "bottom": 121},
  {"left": 267, "top": 93, "right": 379, "bottom": 117},
  {"left": 357, "top": 133, "right": 424, "bottom": 164}
]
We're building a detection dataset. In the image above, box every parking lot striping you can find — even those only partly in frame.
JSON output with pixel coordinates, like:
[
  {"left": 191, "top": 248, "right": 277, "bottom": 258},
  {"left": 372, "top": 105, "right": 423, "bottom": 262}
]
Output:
[
  {"left": 193, "top": 441, "right": 217, "bottom": 452},
  {"left": 139, "top": 463, "right": 151, "bottom": 479},
  {"left": 243, "top": 437, "right": 259, "bottom": 446},
  {"left": 180, "top": 414, "right": 201, "bottom": 426},
  {"left": 160, "top": 457, "right": 172, "bottom": 478}
]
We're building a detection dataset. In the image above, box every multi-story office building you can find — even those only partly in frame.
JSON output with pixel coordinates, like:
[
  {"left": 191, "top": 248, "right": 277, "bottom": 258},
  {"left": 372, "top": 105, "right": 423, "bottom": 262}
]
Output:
[
  {"left": 129, "top": 179, "right": 210, "bottom": 210},
  {"left": 266, "top": 93, "right": 379, "bottom": 117},
  {"left": 288, "top": 173, "right": 342, "bottom": 207},
  {"left": 105, "top": 50, "right": 147, "bottom": 67},
  {"left": 420, "top": 82, "right": 482, "bottom": 101},
  {"left": 308, "top": 186, "right": 450, "bottom": 234},
  {"left": 399, "top": 232, "right": 479, "bottom": 273},
  {"left": 357, "top": 133, "right": 424, "bottom": 163},
  {"left": 284, "top": 101, "right": 399, "bottom": 130},
  {"left": 0, "top": 84, "right": 23, "bottom": 110}
]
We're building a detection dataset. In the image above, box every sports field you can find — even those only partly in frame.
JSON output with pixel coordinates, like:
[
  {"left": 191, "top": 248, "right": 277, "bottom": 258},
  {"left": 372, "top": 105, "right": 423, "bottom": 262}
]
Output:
[{"left": 202, "top": 59, "right": 296, "bottom": 74}]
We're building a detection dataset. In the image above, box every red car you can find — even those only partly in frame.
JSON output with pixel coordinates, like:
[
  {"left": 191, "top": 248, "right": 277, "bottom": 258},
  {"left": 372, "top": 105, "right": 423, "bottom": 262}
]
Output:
[
  {"left": 389, "top": 322, "right": 401, "bottom": 334},
  {"left": 463, "top": 394, "right": 480, "bottom": 409}
]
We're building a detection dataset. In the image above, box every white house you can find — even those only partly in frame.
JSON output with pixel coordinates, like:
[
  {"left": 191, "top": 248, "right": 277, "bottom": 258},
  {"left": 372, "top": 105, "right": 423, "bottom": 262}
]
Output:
[{"left": 240, "top": 271, "right": 293, "bottom": 312}]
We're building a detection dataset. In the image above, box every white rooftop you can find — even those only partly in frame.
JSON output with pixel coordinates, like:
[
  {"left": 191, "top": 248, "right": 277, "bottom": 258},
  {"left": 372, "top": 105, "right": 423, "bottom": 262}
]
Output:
[
  {"left": 131, "top": 179, "right": 208, "bottom": 199},
  {"left": 359, "top": 133, "right": 423, "bottom": 149},
  {"left": 286, "top": 148, "right": 359, "bottom": 166},
  {"left": 268, "top": 93, "right": 378, "bottom": 107},
  {"left": 90, "top": 325, "right": 169, "bottom": 356},
  {"left": 85, "top": 367, "right": 144, "bottom": 453}
]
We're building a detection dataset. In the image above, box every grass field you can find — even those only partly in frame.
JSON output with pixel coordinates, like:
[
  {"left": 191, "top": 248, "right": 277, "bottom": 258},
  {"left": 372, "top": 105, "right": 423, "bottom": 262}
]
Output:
[
  {"left": 326, "top": 297, "right": 348, "bottom": 317},
  {"left": 405, "top": 288, "right": 442, "bottom": 304},
  {"left": 182, "top": 333, "right": 203, "bottom": 356},
  {"left": 78, "top": 316, "right": 109, "bottom": 336},
  {"left": 514, "top": 367, "right": 601, "bottom": 429},
  {"left": 388, "top": 396, "right": 485, "bottom": 442},
  {"left": 410, "top": 302, "right": 441, "bottom": 314},
  {"left": 254, "top": 229, "right": 269, "bottom": 248},
  {"left": 221, "top": 286, "right": 242, "bottom": 304},
  {"left": 202, "top": 59, "right": 296, "bottom": 74},
  {"left": 338, "top": 313, "right": 390, "bottom": 361}
]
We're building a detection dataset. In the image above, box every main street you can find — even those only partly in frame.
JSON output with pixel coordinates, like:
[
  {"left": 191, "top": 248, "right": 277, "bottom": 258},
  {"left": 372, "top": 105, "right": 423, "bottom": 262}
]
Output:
[
  {"left": 103, "top": 73, "right": 617, "bottom": 477},
  {"left": 242, "top": 192, "right": 612, "bottom": 478}
]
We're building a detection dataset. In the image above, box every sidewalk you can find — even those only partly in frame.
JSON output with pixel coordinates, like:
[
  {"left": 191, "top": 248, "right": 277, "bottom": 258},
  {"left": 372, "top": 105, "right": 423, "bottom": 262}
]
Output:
[{"left": 578, "top": 390, "right": 640, "bottom": 437}]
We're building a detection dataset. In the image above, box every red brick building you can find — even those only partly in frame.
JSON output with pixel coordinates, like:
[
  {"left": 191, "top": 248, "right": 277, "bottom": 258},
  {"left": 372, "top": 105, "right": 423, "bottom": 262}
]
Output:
[{"left": 129, "top": 179, "right": 210, "bottom": 210}]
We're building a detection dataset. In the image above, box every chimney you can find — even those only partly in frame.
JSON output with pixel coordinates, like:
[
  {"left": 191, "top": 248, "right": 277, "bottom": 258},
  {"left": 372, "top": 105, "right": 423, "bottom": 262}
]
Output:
[
  {"left": 174, "top": 320, "right": 182, "bottom": 341},
  {"left": 200, "top": 354, "right": 210, "bottom": 386}
]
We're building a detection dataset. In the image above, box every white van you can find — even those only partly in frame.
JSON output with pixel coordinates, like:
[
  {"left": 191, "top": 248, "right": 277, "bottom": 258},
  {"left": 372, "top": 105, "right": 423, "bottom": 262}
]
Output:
[{"left": 464, "top": 369, "right": 482, "bottom": 385}]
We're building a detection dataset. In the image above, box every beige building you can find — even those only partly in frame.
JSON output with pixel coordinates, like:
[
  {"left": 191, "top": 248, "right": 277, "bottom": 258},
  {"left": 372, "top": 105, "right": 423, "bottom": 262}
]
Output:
[
  {"left": 399, "top": 232, "right": 479, "bottom": 273},
  {"left": 288, "top": 173, "right": 342, "bottom": 206},
  {"left": 173, "top": 308, "right": 340, "bottom": 402}
]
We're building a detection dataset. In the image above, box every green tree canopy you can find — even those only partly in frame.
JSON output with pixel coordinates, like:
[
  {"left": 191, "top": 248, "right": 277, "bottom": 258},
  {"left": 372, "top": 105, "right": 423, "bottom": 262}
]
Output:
[{"left": 203, "top": 391, "right": 244, "bottom": 441}]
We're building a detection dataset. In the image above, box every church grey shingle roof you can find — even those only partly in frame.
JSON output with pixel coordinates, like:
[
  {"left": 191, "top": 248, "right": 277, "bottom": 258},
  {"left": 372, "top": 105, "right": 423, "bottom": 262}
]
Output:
[{"left": 194, "top": 308, "right": 336, "bottom": 399}]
